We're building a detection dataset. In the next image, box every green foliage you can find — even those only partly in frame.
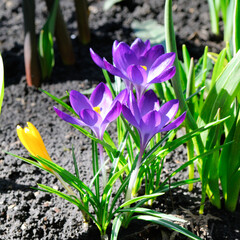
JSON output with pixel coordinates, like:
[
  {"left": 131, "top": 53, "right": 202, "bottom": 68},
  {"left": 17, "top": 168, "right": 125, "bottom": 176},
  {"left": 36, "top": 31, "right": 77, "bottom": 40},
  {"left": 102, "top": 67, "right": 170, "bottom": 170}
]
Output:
[
  {"left": 103, "top": 0, "right": 124, "bottom": 11},
  {"left": 0, "top": 53, "right": 4, "bottom": 114},
  {"left": 131, "top": 19, "right": 165, "bottom": 48},
  {"left": 38, "top": 0, "right": 59, "bottom": 79},
  {"left": 164, "top": 0, "right": 240, "bottom": 213}
]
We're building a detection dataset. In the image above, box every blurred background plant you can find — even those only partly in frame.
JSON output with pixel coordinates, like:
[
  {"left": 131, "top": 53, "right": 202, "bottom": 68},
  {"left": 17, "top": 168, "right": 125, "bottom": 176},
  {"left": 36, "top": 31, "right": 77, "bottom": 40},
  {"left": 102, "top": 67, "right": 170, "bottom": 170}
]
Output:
[
  {"left": 23, "top": 0, "right": 90, "bottom": 87},
  {"left": 0, "top": 53, "right": 4, "bottom": 114},
  {"left": 207, "top": 0, "right": 239, "bottom": 44}
]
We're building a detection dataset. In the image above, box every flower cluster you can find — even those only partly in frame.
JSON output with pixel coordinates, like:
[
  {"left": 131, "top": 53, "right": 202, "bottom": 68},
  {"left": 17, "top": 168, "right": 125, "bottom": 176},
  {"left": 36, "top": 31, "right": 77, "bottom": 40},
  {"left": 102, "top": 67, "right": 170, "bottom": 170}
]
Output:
[
  {"left": 15, "top": 38, "right": 190, "bottom": 240},
  {"left": 55, "top": 38, "right": 184, "bottom": 145},
  {"left": 90, "top": 38, "right": 176, "bottom": 100}
]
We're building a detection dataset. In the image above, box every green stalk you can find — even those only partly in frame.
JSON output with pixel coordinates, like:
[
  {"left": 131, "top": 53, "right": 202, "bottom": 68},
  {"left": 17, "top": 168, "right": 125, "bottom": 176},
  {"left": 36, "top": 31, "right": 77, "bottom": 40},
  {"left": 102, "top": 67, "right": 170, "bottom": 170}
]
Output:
[
  {"left": 233, "top": 0, "right": 240, "bottom": 55},
  {"left": 125, "top": 148, "right": 144, "bottom": 203},
  {"left": 185, "top": 59, "right": 195, "bottom": 191},
  {"left": 45, "top": 0, "right": 75, "bottom": 65},
  {"left": 23, "top": 0, "right": 41, "bottom": 87},
  {"left": 164, "top": 0, "right": 204, "bottom": 152},
  {"left": 208, "top": 0, "right": 220, "bottom": 35},
  {"left": 98, "top": 143, "right": 107, "bottom": 188},
  {"left": 74, "top": 0, "right": 91, "bottom": 44},
  {"left": 165, "top": 0, "right": 207, "bottom": 213}
]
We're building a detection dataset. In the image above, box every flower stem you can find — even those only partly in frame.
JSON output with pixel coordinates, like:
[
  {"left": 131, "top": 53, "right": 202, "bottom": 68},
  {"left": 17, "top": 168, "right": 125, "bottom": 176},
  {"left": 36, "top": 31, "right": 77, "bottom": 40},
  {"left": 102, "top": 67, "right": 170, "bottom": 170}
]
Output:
[
  {"left": 125, "top": 148, "right": 144, "bottom": 203},
  {"left": 98, "top": 143, "right": 107, "bottom": 189}
]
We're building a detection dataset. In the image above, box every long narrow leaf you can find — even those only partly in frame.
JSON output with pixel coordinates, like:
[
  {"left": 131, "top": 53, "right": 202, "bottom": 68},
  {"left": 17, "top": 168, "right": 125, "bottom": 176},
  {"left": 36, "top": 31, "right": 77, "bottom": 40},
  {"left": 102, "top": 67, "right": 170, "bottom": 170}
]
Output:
[
  {"left": 119, "top": 207, "right": 186, "bottom": 223},
  {"left": 131, "top": 215, "right": 201, "bottom": 240},
  {"left": 40, "top": 88, "right": 78, "bottom": 116},
  {"left": 110, "top": 214, "right": 124, "bottom": 240},
  {"left": 38, "top": 184, "right": 101, "bottom": 229},
  {"left": 119, "top": 193, "right": 164, "bottom": 209},
  {"left": 199, "top": 50, "right": 240, "bottom": 127},
  {"left": 0, "top": 53, "right": 4, "bottom": 114}
]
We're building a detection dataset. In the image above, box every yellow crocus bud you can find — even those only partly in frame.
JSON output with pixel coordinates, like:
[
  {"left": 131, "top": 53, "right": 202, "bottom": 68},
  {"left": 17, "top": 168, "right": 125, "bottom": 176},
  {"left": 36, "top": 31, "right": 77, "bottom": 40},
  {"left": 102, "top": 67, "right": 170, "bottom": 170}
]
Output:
[{"left": 16, "top": 122, "right": 52, "bottom": 171}]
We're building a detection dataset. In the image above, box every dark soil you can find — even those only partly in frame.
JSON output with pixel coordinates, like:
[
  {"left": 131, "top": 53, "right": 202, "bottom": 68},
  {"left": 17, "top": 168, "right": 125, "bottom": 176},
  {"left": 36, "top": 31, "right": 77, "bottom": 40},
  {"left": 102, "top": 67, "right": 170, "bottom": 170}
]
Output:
[{"left": 0, "top": 0, "right": 239, "bottom": 239}]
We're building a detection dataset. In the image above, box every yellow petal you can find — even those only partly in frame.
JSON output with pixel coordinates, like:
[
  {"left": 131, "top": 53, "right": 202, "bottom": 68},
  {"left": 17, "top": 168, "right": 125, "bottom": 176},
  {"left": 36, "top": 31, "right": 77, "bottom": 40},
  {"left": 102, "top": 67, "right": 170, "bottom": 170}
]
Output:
[
  {"left": 17, "top": 123, "right": 52, "bottom": 171},
  {"left": 17, "top": 125, "right": 35, "bottom": 156}
]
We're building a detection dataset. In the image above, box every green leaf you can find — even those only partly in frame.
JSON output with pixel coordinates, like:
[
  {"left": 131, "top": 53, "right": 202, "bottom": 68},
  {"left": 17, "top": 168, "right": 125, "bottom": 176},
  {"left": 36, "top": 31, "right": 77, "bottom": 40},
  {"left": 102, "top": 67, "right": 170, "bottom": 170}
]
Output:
[
  {"left": 219, "top": 109, "right": 240, "bottom": 211},
  {"left": 110, "top": 214, "right": 124, "bottom": 240},
  {"left": 102, "top": 69, "right": 116, "bottom": 98},
  {"left": 119, "top": 192, "right": 164, "bottom": 208},
  {"left": 233, "top": 0, "right": 240, "bottom": 54},
  {"left": 224, "top": 0, "right": 235, "bottom": 41},
  {"left": 199, "top": 50, "right": 240, "bottom": 127},
  {"left": 92, "top": 139, "right": 100, "bottom": 200},
  {"left": 182, "top": 44, "right": 191, "bottom": 74},
  {"left": 72, "top": 145, "right": 79, "bottom": 179},
  {"left": 142, "top": 117, "right": 229, "bottom": 166},
  {"left": 103, "top": 0, "right": 124, "bottom": 11},
  {"left": 0, "top": 53, "right": 4, "bottom": 114},
  {"left": 40, "top": 88, "right": 78, "bottom": 117},
  {"left": 208, "top": 0, "right": 220, "bottom": 35},
  {"left": 131, "top": 19, "right": 165, "bottom": 47},
  {"left": 132, "top": 215, "right": 201, "bottom": 240},
  {"left": 161, "top": 141, "right": 232, "bottom": 188},
  {"left": 209, "top": 49, "right": 227, "bottom": 88},
  {"left": 101, "top": 165, "right": 128, "bottom": 230},
  {"left": 38, "top": 0, "right": 59, "bottom": 79},
  {"left": 119, "top": 207, "right": 186, "bottom": 223},
  {"left": 38, "top": 184, "right": 100, "bottom": 229},
  {"left": 70, "top": 124, "right": 118, "bottom": 155},
  {"left": 32, "top": 155, "right": 100, "bottom": 208},
  {"left": 38, "top": 183, "right": 80, "bottom": 206}
]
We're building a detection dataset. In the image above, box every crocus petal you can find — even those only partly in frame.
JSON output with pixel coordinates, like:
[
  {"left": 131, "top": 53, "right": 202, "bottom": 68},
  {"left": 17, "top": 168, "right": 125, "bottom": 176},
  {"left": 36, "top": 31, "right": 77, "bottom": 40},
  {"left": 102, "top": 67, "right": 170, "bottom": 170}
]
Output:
[
  {"left": 70, "top": 90, "right": 92, "bottom": 115},
  {"left": 127, "top": 65, "right": 147, "bottom": 85},
  {"left": 54, "top": 106, "right": 85, "bottom": 126},
  {"left": 148, "top": 52, "right": 176, "bottom": 81},
  {"left": 79, "top": 109, "right": 101, "bottom": 127},
  {"left": 90, "top": 48, "right": 106, "bottom": 69},
  {"left": 25, "top": 122, "right": 51, "bottom": 160},
  {"left": 27, "top": 122, "right": 43, "bottom": 142},
  {"left": 140, "top": 110, "right": 161, "bottom": 130},
  {"left": 130, "top": 38, "right": 148, "bottom": 57},
  {"left": 141, "top": 44, "right": 165, "bottom": 68},
  {"left": 139, "top": 110, "right": 161, "bottom": 147},
  {"left": 112, "top": 40, "right": 119, "bottom": 55},
  {"left": 158, "top": 99, "right": 179, "bottom": 127},
  {"left": 148, "top": 66, "right": 176, "bottom": 84},
  {"left": 127, "top": 91, "right": 141, "bottom": 123},
  {"left": 17, "top": 123, "right": 52, "bottom": 171},
  {"left": 138, "top": 90, "right": 160, "bottom": 116},
  {"left": 103, "top": 59, "right": 126, "bottom": 79},
  {"left": 159, "top": 112, "right": 186, "bottom": 132},
  {"left": 144, "top": 39, "right": 151, "bottom": 51},
  {"left": 90, "top": 82, "right": 112, "bottom": 113},
  {"left": 113, "top": 42, "right": 138, "bottom": 72},
  {"left": 113, "top": 89, "right": 128, "bottom": 105},
  {"left": 102, "top": 101, "right": 122, "bottom": 124},
  {"left": 17, "top": 125, "right": 35, "bottom": 157},
  {"left": 122, "top": 105, "right": 139, "bottom": 128},
  {"left": 100, "top": 101, "right": 122, "bottom": 138}
]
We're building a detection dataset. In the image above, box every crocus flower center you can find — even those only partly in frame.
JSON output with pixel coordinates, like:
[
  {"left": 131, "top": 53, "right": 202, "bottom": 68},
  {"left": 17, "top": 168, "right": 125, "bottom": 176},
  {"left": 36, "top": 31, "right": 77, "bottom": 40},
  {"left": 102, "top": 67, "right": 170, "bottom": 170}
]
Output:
[
  {"left": 141, "top": 65, "right": 147, "bottom": 71},
  {"left": 93, "top": 106, "right": 101, "bottom": 114}
]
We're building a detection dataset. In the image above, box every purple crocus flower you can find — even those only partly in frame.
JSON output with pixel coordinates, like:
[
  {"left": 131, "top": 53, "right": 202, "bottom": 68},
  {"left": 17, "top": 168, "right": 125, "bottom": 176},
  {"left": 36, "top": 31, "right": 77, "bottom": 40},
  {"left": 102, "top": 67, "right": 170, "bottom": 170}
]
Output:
[
  {"left": 122, "top": 90, "right": 186, "bottom": 150},
  {"left": 54, "top": 82, "right": 128, "bottom": 140},
  {"left": 90, "top": 38, "right": 176, "bottom": 99}
]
